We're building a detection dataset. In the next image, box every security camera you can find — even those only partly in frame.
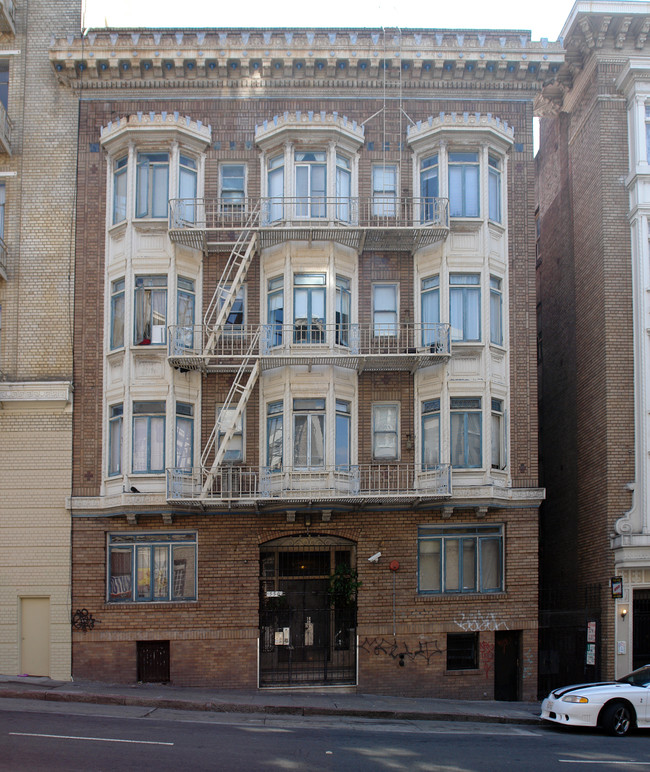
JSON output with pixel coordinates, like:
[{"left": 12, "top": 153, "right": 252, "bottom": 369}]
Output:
[{"left": 368, "top": 552, "right": 381, "bottom": 563}]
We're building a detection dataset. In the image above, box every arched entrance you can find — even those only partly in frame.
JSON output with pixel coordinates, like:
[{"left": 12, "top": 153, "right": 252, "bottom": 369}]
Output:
[{"left": 259, "top": 534, "right": 357, "bottom": 686}]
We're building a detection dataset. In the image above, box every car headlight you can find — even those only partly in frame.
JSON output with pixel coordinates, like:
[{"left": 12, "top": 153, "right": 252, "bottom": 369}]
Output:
[{"left": 561, "top": 695, "right": 589, "bottom": 703}]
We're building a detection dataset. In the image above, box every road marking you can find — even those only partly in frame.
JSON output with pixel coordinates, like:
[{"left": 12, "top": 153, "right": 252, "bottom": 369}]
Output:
[
  {"left": 559, "top": 761, "right": 650, "bottom": 766},
  {"left": 10, "top": 732, "right": 173, "bottom": 746}
]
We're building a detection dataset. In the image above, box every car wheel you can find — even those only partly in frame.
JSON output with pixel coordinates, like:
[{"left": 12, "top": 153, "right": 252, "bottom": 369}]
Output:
[{"left": 601, "top": 702, "right": 634, "bottom": 737}]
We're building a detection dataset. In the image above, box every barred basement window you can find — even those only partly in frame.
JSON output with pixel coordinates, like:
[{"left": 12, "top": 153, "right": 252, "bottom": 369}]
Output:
[{"left": 447, "top": 632, "right": 478, "bottom": 670}]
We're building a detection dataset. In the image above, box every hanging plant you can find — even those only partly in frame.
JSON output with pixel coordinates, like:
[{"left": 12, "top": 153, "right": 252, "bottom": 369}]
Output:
[{"left": 328, "top": 564, "right": 362, "bottom": 607}]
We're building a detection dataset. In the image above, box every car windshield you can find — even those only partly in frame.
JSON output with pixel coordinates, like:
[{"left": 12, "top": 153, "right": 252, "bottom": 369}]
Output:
[{"left": 617, "top": 665, "right": 650, "bottom": 687}]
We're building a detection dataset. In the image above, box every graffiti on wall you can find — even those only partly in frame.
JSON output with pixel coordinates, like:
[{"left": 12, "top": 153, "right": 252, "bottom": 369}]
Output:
[
  {"left": 359, "top": 637, "right": 444, "bottom": 666},
  {"left": 454, "top": 612, "right": 509, "bottom": 632},
  {"left": 480, "top": 641, "right": 495, "bottom": 681}
]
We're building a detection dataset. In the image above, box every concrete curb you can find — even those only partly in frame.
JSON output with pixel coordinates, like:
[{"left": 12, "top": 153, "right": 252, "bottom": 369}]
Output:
[{"left": 0, "top": 687, "right": 541, "bottom": 725}]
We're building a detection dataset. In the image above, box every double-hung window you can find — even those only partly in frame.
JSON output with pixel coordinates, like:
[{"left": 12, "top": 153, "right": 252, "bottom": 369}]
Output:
[
  {"left": 372, "top": 165, "right": 397, "bottom": 217},
  {"left": 267, "top": 277, "right": 284, "bottom": 347},
  {"left": 217, "top": 404, "right": 244, "bottom": 461},
  {"left": 136, "top": 152, "right": 169, "bottom": 219},
  {"left": 132, "top": 400, "right": 165, "bottom": 474},
  {"left": 107, "top": 532, "right": 197, "bottom": 603},
  {"left": 372, "top": 403, "right": 399, "bottom": 460},
  {"left": 295, "top": 151, "right": 326, "bottom": 218},
  {"left": 448, "top": 151, "right": 479, "bottom": 217},
  {"left": 293, "top": 398, "right": 325, "bottom": 468},
  {"left": 113, "top": 156, "right": 127, "bottom": 224},
  {"left": 336, "top": 154, "right": 351, "bottom": 221},
  {"left": 175, "top": 403, "right": 194, "bottom": 471},
  {"left": 336, "top": 276, "right": 351, "bottom": 347},
  {"left": 220, "top": 163, "right": 246, "bottom": 209},
  {"left": 335, "top": 399, "right": 351, "bottom": 470},
  {"left": 218, "top": 285, "right": 245, "bottom": 329},
  {"left": 488, "top": 155, "right": 502, "bottom": 223},
  {"left": 108, "top": 404, "right": 123, "bottom": 476},
  {"left": 176, "top": 277, "right": 195, "bottom": 350},
  {"left": 421, "top": 399, "right": 440, "bottom": 469},
  {"left": 266, "top": 401, "right": 283, "bottom": 471},
  {"left": 178, "top": 155, "right": 197, "bottom": 223},
  {"left": 373, "top": 283, "right": 398, "bottom": 337},
  {"left": 420, "top": 154, "right": 439, "bottom": 223},
  {"left": 490, "top": 276, "right": 503, "bottom": 346},
  {"left": 491, "top": 398, "right": 506, "bottom": 470},
  {"left": 421, "top": 276, "right": 440, "bottom": 347},
  {"left": 267, "top": 155, "right": 284, "bottom": 222},
  {"left": 450, "top": 397, "right": 482, "bottom": 468},
  {"left": 294, "top": 273, "right": 325, "bottom": 343},
  {"left": 110, "top": 278, "right": 125, "bottom": 349},
  {"left": 450, "top": 274, "right": 480, "bottom": 342},
  {"left": 134, "top": 275, "right": 167, "bottom": 345},
  {"left": 418, "top": 525, "right": 503, "bottom": 594}
]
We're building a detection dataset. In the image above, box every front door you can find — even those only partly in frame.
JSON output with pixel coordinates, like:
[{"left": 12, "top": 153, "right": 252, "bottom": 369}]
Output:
[
  {"left": 633, "top": 590, "right": 650, "bottom": 670},
  {"left": 259, "top": 535, "right": 357, "bottom": 687},
  {"left": 494, "top": 630, "right": 521, "bottom": 701},
  {"left": 20, "top": 597, "right": 50, "bottom": 677}
]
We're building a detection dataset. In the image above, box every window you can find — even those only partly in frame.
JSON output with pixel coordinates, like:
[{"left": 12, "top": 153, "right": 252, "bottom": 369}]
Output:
[
  {"left": 422, "top": 399, "right": 440, "bottom": 469},
  {"left": 0, "top": 182, "right": 5, "bottom": 245},
  {"left": 217, "top": 404, "right": 244, "bottom": 461},
  {"left": 418, "top": 525, "right": 503, "bottom": 595},
  {"left": 179, "top": 155, "right": 197, "bottom": 223},
  {"left": 218, "top": 285, "right": 245, "bottom": 328},
  {"left": 110, "top": 278, "right": 125, "bottom": 350},
  {"left": 450, "top": 397, "right": 482, "bottom": 468},
  {"left": 294, "top": 273, "right": 325, "bottom": 343},
  {"left": 136, "top": 152, "right": 169, "bottom": 219},
  {"left": 372, "top": 164, "right": 397, "bottom": 217},
  {"left": 447, "top": 633, "right": 479, "bottom": 670},
  {"left": 373, "top": 283, "right": 398, "bottom": 336},
  {"left": 108, "top": 404, "right": 123, "bottom": 476},
  {"left": 336, "top": 276, "right": 351, "bottom": 346},
  {"left": 177, "top": 277, "right": 195, "bottom": 349},
  {"left": 336, "top": 154, "right": 351, "bottom": 221},
  {"left": 420, "top": 154, "right": 439, "bottom": 222},
  {"left": 268, "top": 276, "right": 284, "bottom": 346},
  {"left": 488, "top": 155, "right": 501, "bottom": 223},
  {"left": 491, "top": 398, "right": 506, "bottom": 470},
  {"left": 134, "top": 275, "right": 167, "bottom": 345},
  {"left": 113, "top": 156, "right": 127, "bottom": 224},
  {"left": 267, "top": 401, "right": 283, "bottom": 471},
  {"left": 0, "top": 60, "right": 8, "bottom": 110},
  {"left": 107, "top": 532, "right": 197, "bottom": 603},
  {"left": 646, "top": 105, "right": 650, "bottom": 162},
  {"left": 336, "top": 399, "right": 351, "bottom": 470},
  {"left": 372, "top": 403, "right": 399, "bottom": 460},
  {"left": 490, "top": 276, "right": 503, "bottom": 346},
  {"left": 448, "top": 151, "right": 479, "bottom": 217},
  {"left": 293, "top": 397, "right": 325, "bottom": 468},
  {"left": 295, "top": 150, "right": 326, "bottom": 218},
  {"left": 132, "top": 400, "right": 166, "bottom": 473},
  {"left": 267, "top": 154, "right": 284, "bottom": 222},
  {"left": 421, "top": 276, "right": 440, "bottom": 346},
  {"left": 220, "top": 163, "right": 245, "bottom": 208},
  {"left": 450, "top": 274, "right": 480, "bottom": 342},
  {"left": 175, "top": 403, "right": 194, "bottom": 471}
]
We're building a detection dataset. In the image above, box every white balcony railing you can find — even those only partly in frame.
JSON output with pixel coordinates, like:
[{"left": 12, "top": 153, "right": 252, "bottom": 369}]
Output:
[
  {"left": 167, "top": 463, "right": 452, "bottom": 503},
  {"left": 168, "top": 322, "right": 451, "bottom": 371}
]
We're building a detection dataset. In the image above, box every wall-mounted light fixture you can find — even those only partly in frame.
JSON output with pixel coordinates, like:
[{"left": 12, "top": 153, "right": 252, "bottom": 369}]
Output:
[{"left": 620, "top": 606, "right": 628, "bottom": 619}]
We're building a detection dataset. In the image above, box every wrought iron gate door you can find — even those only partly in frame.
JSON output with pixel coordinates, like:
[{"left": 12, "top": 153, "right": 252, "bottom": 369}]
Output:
[{"left": 259, "top": 536, "right": 357, "bottom": 687}]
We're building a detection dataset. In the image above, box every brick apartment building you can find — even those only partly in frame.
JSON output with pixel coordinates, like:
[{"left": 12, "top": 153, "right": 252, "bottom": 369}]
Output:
[
  {"left": 537, "top": 1, "right": 650, "bottom": 688},
  {"left": 0, "top": 0, "right": 79, "bottom": 680},
  {"left": 53, "top": 23, "right": 550, "bottom": 699}
]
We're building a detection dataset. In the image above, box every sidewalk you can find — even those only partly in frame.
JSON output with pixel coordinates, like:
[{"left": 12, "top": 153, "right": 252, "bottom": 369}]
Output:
[{"left": 0, "top": 675, "right": 541, "bottom": 725}]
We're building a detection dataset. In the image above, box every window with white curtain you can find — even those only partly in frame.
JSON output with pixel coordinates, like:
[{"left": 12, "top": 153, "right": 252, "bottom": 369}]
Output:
[
  {"left": 450, "top": 274, "right": 480, "bottom": 342},
  {"left": 490, "top": 275, "right": 503, "bottom": 346},
  {"left": 293, "top": 398, "right": 325, "bottom": 468},
  {"left": 336, "top": 154, "right": 352, "bottom": 221},
  {"left": 113, "top": 156, "right": 127, "bottom": 224},
  {"left": 450, "top": 397, "right": 482, "bottom": 468},
  {"left": 267, "top": 154, "right": 284, "bottom": 222},
  {"left": 132, "top": 400, "right": 166, "bottom": 473},
  {"left": 448, "top": 151, "right": 479, "bottom": 217},
  {"left": 488, "top": 155, "right": 502, "bottom": 223},
  {"left": 220, "top": 163, "right": 246, "bottom": 208},
  {"left": 372, "top": 403, "right": 399, "bottom": 460},
  {"left": 176, "top": 277, "right": 195, "bottom": 350},
  {"left": 136, "top": 152, "right": 169, "bottom": 219},
  {"left": 295, "top": 150, "right": 326, "bottom": 218},
  {"left": 372, "top": 164, "right": 397, "bottom": 217},
  {"left": 266, "top": 401, "right": 283, "bottom": 471},
  {"left": 175, "top": 403, "right": 194, "bottom": 471},
  {"left": 421, "top": 399, "right": 440, "bottom": 469},
  {"left": 336, "top": 275, "right": 351, "bottom": 346},
  {"left": 267, "top": 277, "right": 284, "bottom": 347},
  {"left": 108, "top": 404, "right": 123, "bottom": 476},
  {"left": 421, "top": 276, "right": 440, "bottom": 346},
  {"left": 373, "top": 283, "right": 398, "bottom": 336},
  {"left": 134, "top": 275, "right": 167, "bottom": 345},
  {"left": 216, "top": 404, "right": 244, "bottom": 461},
  {"left": 294, "top": 274, "right": 326, "bottom": 343},
  {"left": 110, "top": 278, "right": 125, "bottom": 350}
]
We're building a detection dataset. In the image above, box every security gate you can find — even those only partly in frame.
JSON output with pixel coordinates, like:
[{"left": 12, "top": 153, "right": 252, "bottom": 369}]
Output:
[{"left": 259, "top": 535, "right": 357, "bottom": 686}]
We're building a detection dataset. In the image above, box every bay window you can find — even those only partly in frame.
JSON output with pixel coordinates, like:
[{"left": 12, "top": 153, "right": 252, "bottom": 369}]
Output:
[
  {"left": 491, "top": 398, "right": 506, "bottom": 470},
  {"left": 420, "top": 154, "right": 439, "bottom": 222},
  {"left": 295, "top": 150, "right": 326, "bottom": 217},
  {"left": 448, "top": 151, "right": 479, "bottom": 217},
  {"left": 450, "top": 274, "right": 480, "bottom": 342},
  {"left": 450, "top": 397, "right": 482, "bottom": 468},
  {"left": 421, "top": 276, "right": 439, "bottom": 346},
  {"left": 336, "top": 154, "right": 352, "bottom": 221},
  {"left": 134, "top": 275, "right": 167, "bottom": 345},
  {"left": 107, "top": 532, "right": 197, "bottom": 603},
  {"left": 418, "top": 525, "right": 503, "bottom": 594},
  {"left": 108, "top": 403, "right": 123, "bottom": 476},
  {"left": 266, "top": 401, "right": 283, "bottom": 470},
  {"left": 372, "top": 403, "right": 399, "bottom": 460},
  {"left": 132, "top": 400, "right": 165, "bottom": 474},
  {"left": 293, "top": 398, "right": 325, "bottom": 468},
  {"left": 267, "top": 276, "right": 284, "bottom": 346},
  {"left": 267, "top": 155, "right": 284, "bottom": 222},
  {"left": 336, "top": 275, "right": 351, "bottom": 346},
  {"left": 490, "top": 275, "right": 503, "bottom": 346},
  {"left": 136, "top": 152, "right": 169, "bottom": 219},
  {"left": 488, "top": 154, "right": 502, "bottom": 223},
  {"left": 113, "top": 156, "right": 127, "bottom": 224},
  {"left": 177, "top": 277, "right": 195, "bottom": 350},
  {"left": 421, "top": 399, "right": 440, "bottom": 469},
  {"left": 175, "top": 402, "right": 194, "bottom": 471},
  {"left": 294, "top": 274, "right": 325, "bottom": 343},
  {"left": 110, "top": 278, "right": 125, "bottom": 349}
]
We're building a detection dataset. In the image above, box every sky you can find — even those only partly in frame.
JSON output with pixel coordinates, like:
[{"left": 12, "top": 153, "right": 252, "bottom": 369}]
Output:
[{"left": 81, "top": 0, "right": 578, "bottom": 42}]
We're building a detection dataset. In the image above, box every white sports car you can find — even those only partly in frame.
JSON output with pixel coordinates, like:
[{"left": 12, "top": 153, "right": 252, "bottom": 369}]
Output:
[{"left": 541, "top": 665, "right": 650, "bottom": 736}]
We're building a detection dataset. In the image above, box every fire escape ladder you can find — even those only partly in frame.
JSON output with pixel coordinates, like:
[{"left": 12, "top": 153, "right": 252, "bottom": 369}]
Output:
[
  {"left": 202, "top": 203, "right": 260, "bottom": 357},
  {"left": 200, "top": 333, "right": 261, "bottom": 497}
]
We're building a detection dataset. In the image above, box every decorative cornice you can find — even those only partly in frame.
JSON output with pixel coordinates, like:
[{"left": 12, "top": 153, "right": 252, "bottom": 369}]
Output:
[
  {"left": 406, "top": 111, "right": 515, "bottom": 146},
  {"left": 49, "top": 27, "right": 564, "bottom": 93},
  {"left": 99, "top": 111, "right": 212, "bottom": 152},
  {"left": 0, "top": 380, "right": 73, "bottom": 409},
  {"left": 254, "top": 110, "right": 365, "bottom": 149}
]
